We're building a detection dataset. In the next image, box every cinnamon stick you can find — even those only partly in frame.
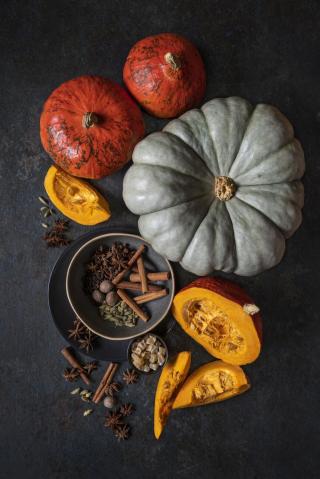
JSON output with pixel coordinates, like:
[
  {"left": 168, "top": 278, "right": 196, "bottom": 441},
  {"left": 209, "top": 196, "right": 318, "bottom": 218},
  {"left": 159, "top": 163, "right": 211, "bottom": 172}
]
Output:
[
  {"left": 130, "top": 272, "right": 170, "bottom": 282},
  {"left": 116, "top": 289, "right": 149, "bottom": 322},
  {"left": 92, "top": 362, "right": 118, "bottom": 404},
  {"left": 117, "top": 281, "right": 161, "bottom": 292},
  {"left": 137, "top": 257, "right": 148, "bottom": 293},
  {"left": 134, "top": 289, "right": 168, "bottom": 304},
  {"left": 61, "top": 346, "right": 90, "bottom": 385},
  {"left": 112, "top": 244, "right": 146, "bottom": 285}
]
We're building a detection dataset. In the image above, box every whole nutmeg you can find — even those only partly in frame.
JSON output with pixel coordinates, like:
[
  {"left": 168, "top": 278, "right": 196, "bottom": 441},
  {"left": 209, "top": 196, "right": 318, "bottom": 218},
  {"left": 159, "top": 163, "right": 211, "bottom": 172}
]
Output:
[
  {"left": 106, "top": 291, "right": 119, "bottom": 307},
  {"left": 92, "top": 289, "right": 105, "bottom": 304},
  {"left": 99, "top": 280, "right": 113, "bottom": 294},
  {"left": 103, "top": 395, "right": 117, "bottom": 409}
]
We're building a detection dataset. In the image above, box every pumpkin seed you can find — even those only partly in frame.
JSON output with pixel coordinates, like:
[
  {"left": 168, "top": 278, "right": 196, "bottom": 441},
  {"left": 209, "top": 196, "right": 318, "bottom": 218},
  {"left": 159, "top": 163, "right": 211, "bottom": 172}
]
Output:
[
  {"left": 70, "top": 387, "right": 81, "bottom": 395},
  {"left": 83, "top": 409, "right": 93, "bottom": 416},
  {"left": 38, "top": 195, "right": 49, "bottom": 206}
]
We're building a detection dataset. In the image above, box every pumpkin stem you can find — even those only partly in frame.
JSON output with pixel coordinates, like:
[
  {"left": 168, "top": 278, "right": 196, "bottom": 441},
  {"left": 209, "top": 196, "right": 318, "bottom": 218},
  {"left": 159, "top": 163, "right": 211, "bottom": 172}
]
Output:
[
  {"left": 214, "top": 176, "right": 236, "bottom": 201},
  {"left": 164, "top": 52, "right": 181, "bottom": 70},
  {"left": 82, "top": 112, "right": 99, "bottom": 129}
]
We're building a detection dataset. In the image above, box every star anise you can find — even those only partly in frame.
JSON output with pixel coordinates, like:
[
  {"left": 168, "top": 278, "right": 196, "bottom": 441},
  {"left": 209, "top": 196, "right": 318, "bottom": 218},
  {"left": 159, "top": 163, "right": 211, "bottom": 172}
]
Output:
[
  {"left": 52, "top": 218, "right": 69, "bottom": 233},
  {"left": 105, "top": 382, "right": 121, "bottom": 396},
  {"left": 63, "top": 367, "right": 80, "bottom": 382},
  {"left": 78, "top": 332, "right": 95, "bottom": 353},
  {"left": 43, "top": 231, "right": 71, "bottom": 248},
  {"left": 114, "top": 424, "right": 130, "bottom": 441},
  {"left": 68, "top": 318, "right": 86, "bottom": 340},
  {"left": 122, "top": 369, "right": 139, "bottom": 385},
  {"left": 104, "top": 410, "right": 123, "bottom": 430},
  {"left": 120, "top": 403, "right": 134, "bottom": 417},
  {"left": 84, "top": 361, "right": 98, "bottom": 375}
]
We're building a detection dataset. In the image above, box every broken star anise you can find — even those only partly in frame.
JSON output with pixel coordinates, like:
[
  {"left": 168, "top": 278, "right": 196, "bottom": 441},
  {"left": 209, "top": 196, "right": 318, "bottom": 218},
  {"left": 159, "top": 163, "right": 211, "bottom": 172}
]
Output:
[
  {"left": 63, "top": 367, "right": 80, "bottom": 382},
  {"left": 120, "top": 403, "right": 134, "bottom": 417},
  {"left": 84, "top": 361, "right": 98, "bottom": 375},
  {"left": 114, "top": 424, "right": 130, "bottom": 441},
  {"left": 104, "top": 411, "right": 123, "bottom": 430},
  {"left": 105, "top": 382, "right": 121, "bottom": 397},
  {"left": 122, "top": 369, "right": 139, "bottom": 385}
]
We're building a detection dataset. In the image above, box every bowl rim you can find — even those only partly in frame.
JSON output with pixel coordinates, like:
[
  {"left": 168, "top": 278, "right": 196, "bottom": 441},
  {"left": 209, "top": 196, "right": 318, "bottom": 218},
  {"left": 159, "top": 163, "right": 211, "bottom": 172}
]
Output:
[
  {"left": 127, "top": 332, "right": 168, "bottom": 374},
  {"left": 65, "top": 232, "right": 175, "bottom": 341}
]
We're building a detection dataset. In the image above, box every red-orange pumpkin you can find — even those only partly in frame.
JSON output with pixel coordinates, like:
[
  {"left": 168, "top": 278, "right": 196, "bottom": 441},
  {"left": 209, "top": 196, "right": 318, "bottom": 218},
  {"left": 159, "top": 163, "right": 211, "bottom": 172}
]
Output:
[
  {"left": 40, "top": 76, "right": 145, "bottom": 179},
  {"left": 123, "top": 33, "right": 206, "bottom": 118}
]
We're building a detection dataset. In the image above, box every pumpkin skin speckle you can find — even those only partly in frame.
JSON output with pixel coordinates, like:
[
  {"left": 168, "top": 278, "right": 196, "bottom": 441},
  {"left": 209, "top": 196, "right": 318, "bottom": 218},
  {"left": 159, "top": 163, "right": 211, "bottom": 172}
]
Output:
[
  {"left": 40, "top": 76, "right": 145, "bottom": 179},
  {"left": 123, "top": 33, "right": 206, "bottom": 118}
]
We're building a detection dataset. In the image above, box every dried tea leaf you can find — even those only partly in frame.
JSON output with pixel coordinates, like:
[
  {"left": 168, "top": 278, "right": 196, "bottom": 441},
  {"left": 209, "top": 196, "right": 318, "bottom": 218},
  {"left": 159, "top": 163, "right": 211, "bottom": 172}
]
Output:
[{"left": 83, "top": 409, "right": 93, "bottom": 416}]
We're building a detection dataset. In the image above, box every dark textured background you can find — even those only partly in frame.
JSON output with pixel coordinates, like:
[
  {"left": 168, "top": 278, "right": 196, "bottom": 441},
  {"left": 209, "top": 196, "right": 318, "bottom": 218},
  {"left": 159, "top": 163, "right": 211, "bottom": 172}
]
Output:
[{"left": 1, "top": 1, "right": 320, "bottom": 478}]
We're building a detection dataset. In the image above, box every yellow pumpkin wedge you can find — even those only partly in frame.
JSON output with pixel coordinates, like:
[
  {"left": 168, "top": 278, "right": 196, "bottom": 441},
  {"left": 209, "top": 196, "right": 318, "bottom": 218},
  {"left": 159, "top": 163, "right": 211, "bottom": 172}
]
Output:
[
  {"left": 154, "top": 351, "right": 191, "bottom": 439},
  {"left": 173, "top": 360, "right": 250, "bottom": 409},
  {"left": 172, "top": 277, "right": 262, "bottom": 365},
  {"left": 44, "top": 165, "right": 111, "bottom": 225}
]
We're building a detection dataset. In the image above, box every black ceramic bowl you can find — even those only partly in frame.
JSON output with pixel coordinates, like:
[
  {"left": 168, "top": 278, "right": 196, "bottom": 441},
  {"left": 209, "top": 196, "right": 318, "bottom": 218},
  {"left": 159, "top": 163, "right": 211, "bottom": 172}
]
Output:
[
  {"left": 66, "top": 232, "right": 175, "bottom": 341},
  {"left": 127, "top": 333, "right": 168, "bottom": 374}
]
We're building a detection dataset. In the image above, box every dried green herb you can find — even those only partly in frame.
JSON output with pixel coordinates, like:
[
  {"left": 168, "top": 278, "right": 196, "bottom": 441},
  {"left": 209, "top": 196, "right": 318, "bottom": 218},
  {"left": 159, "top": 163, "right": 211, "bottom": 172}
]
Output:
[{"left": 99, "top": 300, "right": 138, "bottom": 328}]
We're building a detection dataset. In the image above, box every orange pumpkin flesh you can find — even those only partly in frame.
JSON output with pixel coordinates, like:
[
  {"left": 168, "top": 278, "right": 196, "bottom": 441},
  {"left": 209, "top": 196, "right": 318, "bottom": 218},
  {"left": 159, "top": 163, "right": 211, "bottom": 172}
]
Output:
[
  {"left": 154, "top": 351, "right": 191, "bottom": 439},
  {"left": 172, "top": 277, "right": 262, "bottom": 365},
  {"left": 123, "top": 33, "right": 206, "bottom": 118},
  {"left": 173, "top": 360, "right": 250, "bottom": 409},
  {"left": 40, "top": 75, "right": 145, "bottom": 179}
]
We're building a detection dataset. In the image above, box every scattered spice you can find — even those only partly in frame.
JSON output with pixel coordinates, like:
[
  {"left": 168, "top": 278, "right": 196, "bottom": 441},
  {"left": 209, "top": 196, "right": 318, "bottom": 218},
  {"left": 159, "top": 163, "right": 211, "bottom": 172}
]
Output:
[
  {"left": 114, "top": 424, "right": 130, "bottom": 441},
  {"left": 83, "top": 409, "right": 93, "bottom": 416},
  {"left": 70, "top": 387, "right": 81, "bottom": 395},
  {"left": 103, "top": 395, "right": 117, "bottom": 409},
  {"left": 63, "top": 367, "right": 80, "bottom": 382},
  {"left": 68, "top": 318, "right": 97, "bottom": 352},
  {"left": 61, "top": 346, "right": 90, "bottom": 385},
  {"left": 93, "top": 363, "right": 119, "bottom": 404},
  {"left": 122, "top": 369, "right": 139, "bottom": 385},
  {"left": 104, "top": 410, "right": 123, "bottom": 430},
  {"left": 105, "top": 382, "right": 121, "bottom": 397},
  {"left": 120, "top": 403, "right": 134, "bottom": 417},
  {"left": 84, "top": 361, "right": 98, "bottom": 375}
]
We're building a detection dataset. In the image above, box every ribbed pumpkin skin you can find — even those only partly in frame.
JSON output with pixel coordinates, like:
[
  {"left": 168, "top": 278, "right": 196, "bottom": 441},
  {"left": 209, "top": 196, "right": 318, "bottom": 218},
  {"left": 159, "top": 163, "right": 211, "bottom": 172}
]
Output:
[
  {"left": 123, "top": 33, "right": 206, "bottom": 118},
  {"left": 180, "top": 277, "right": 262, "bottom": 342},
  {"left": 123, "top": 97, "right": 305, "bottom": 276},
  {"left": 40, "top": 76, "right": 145, "bottom": 179}
]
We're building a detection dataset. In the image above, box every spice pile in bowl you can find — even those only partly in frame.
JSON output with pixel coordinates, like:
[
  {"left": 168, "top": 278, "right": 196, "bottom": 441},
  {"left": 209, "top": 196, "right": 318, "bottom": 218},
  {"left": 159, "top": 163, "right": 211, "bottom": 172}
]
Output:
[{"left": 83, "top": 241, "right": 171, "bottom": 328}]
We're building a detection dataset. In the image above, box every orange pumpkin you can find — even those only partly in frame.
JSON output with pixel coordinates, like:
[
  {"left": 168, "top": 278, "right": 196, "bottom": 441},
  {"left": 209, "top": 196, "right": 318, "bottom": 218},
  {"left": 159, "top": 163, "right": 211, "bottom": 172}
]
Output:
[
  {"left": 123, "top": 33, "right": 206, "bottom": 118},
  {"left": 172, "top": 277, "right": 262, "bottom": 365},
  {"left": 40, "top": 76, "right": 145, "bottom": 179}
]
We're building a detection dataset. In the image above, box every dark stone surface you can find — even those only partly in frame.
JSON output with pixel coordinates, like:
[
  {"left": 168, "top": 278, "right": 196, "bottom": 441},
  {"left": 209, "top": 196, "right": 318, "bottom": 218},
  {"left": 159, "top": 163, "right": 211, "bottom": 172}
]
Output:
[{"left": 1, "top": 1, "right": 320, "bottom": 477}]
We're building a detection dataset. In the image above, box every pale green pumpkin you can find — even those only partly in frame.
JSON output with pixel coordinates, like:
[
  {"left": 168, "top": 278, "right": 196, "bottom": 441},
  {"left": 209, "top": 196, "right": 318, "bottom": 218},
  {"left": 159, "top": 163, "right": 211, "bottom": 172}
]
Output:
[{"left": 123, "top": 97, "right": 305, "bottom": 276}]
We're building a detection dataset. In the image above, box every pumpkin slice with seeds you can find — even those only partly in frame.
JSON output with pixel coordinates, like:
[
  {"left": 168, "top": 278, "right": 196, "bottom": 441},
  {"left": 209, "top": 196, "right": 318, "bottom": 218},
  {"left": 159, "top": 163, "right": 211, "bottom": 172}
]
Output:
[
  {"left": 173, "top": 360, "right": 250, "bottom": 409},
  {"left": 172, "top": 277, "right": 262, "bottom": 365}
]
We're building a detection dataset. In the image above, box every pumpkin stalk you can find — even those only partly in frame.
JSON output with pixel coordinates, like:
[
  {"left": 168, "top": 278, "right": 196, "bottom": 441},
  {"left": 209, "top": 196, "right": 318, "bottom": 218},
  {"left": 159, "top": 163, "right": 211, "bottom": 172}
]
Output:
[
  {"left": 214, "top": 176, "right": 236, "bottom": 201},
  {"left": 164, "top": 52, "right": 182, "bottom": 70},
  {"left": 82, "top": 112, "right": 99, "bottom": 129}
]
